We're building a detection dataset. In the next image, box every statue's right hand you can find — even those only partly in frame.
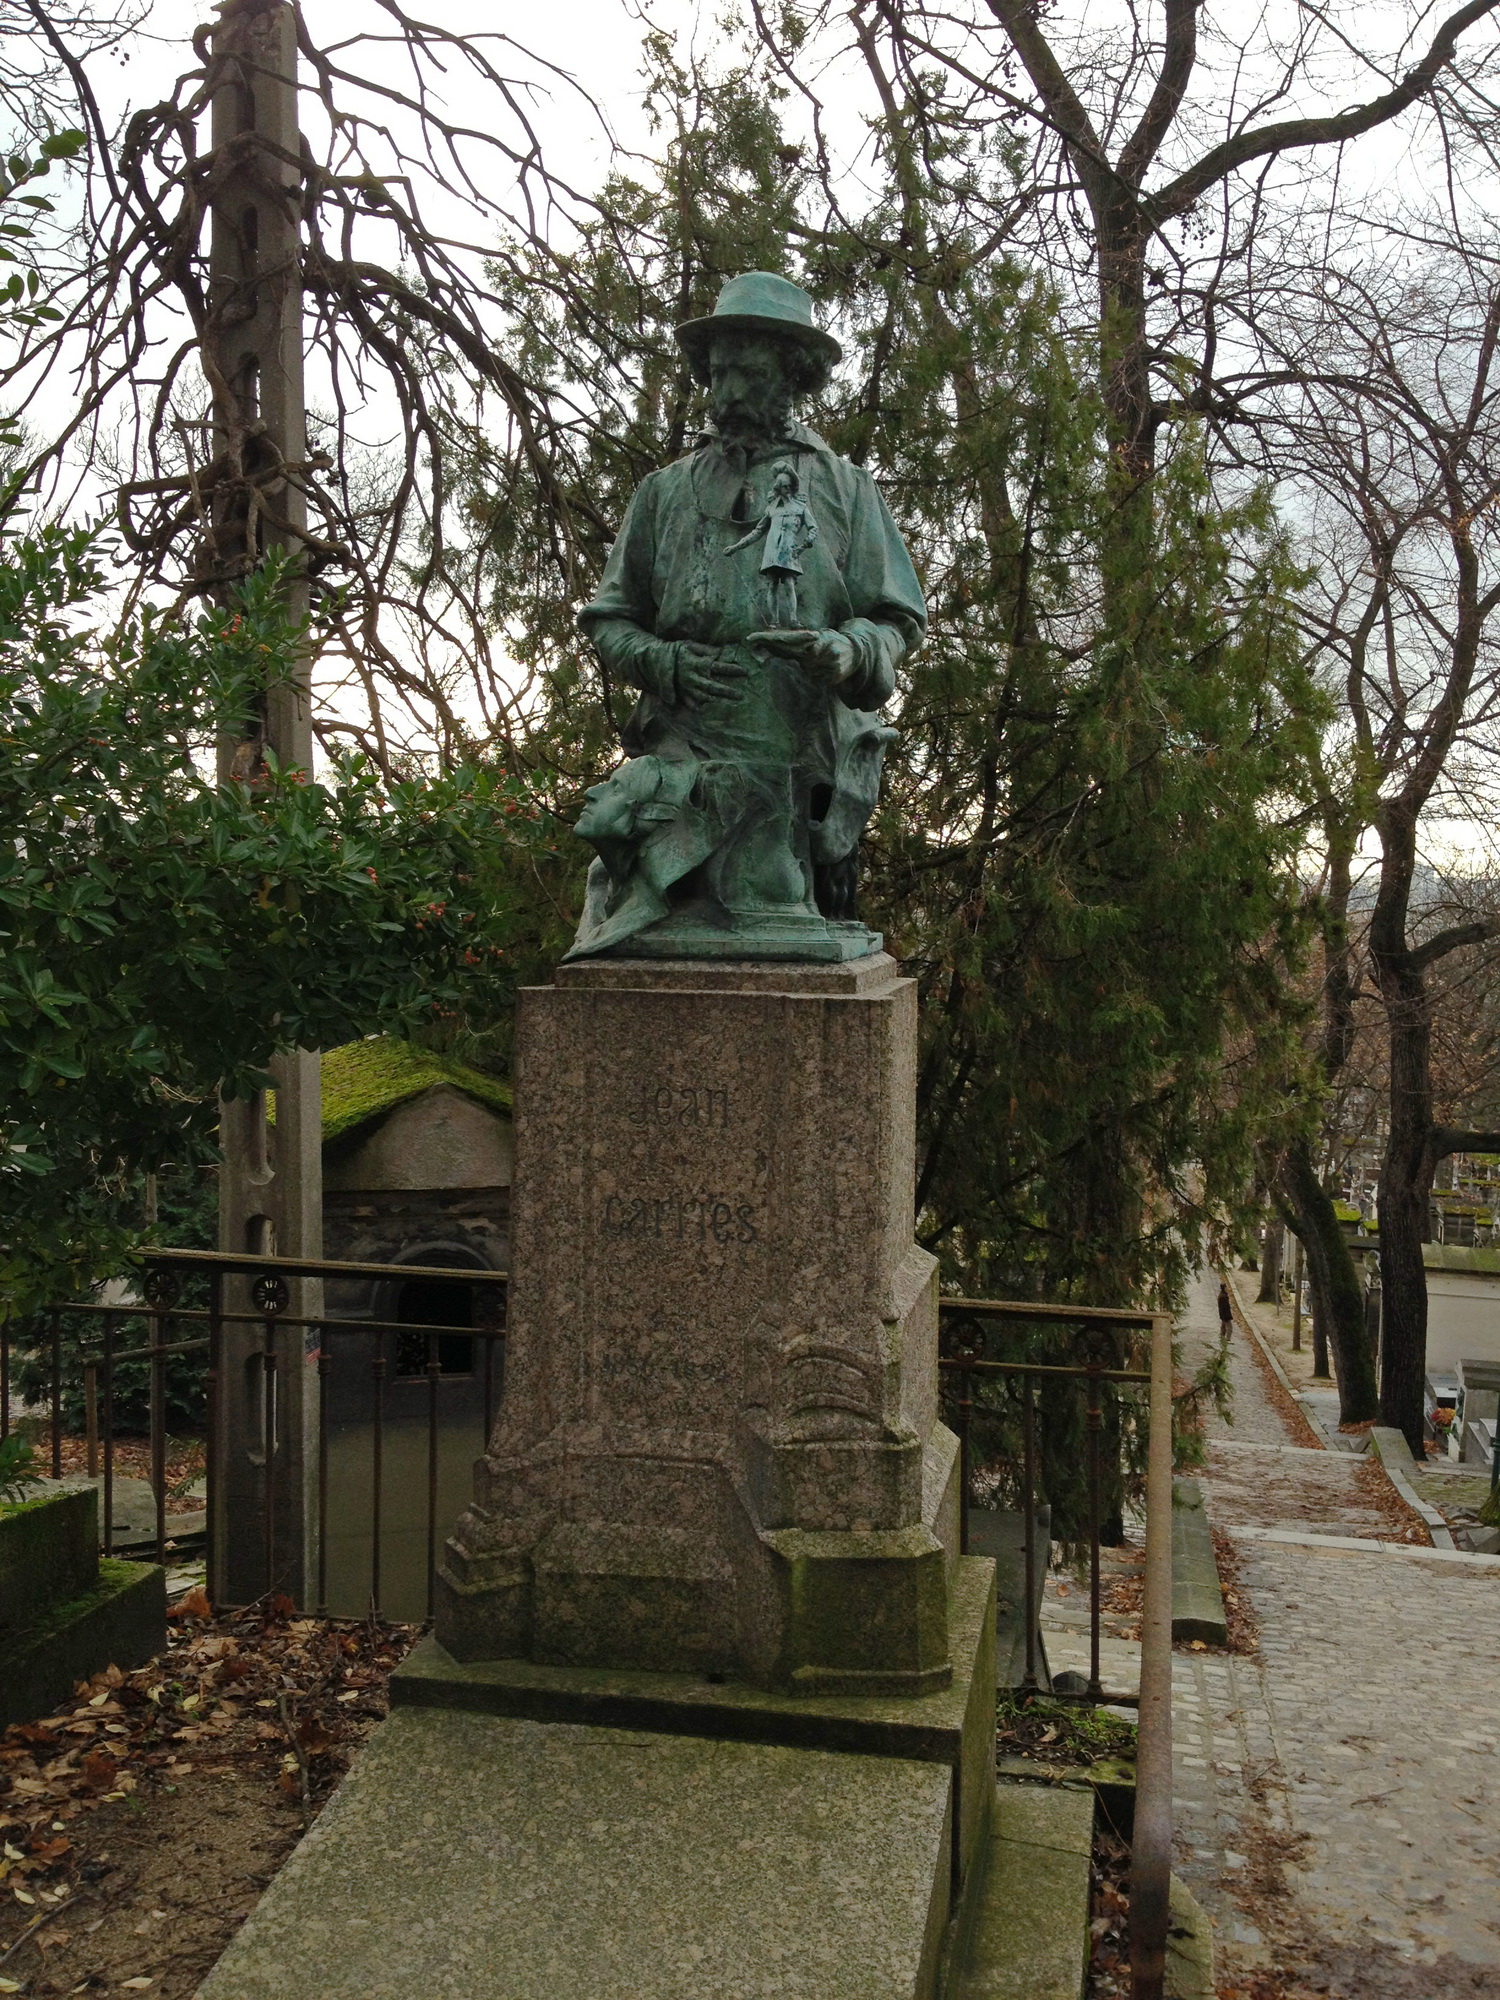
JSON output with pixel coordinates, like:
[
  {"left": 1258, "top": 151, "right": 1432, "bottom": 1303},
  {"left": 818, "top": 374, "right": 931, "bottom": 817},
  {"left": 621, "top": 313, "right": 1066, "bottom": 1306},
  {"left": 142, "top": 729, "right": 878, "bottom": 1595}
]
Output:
[{"left": 675, "top": 642, "right": 748, "bottom": 707}]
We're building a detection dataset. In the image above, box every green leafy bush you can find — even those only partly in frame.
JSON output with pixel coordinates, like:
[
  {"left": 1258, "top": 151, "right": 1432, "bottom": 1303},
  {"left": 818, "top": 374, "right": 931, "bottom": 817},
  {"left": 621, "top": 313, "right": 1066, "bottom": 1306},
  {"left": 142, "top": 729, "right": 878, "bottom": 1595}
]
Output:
[{"left": 0, "top": 1430, "right": 40, "bottom": 1503}]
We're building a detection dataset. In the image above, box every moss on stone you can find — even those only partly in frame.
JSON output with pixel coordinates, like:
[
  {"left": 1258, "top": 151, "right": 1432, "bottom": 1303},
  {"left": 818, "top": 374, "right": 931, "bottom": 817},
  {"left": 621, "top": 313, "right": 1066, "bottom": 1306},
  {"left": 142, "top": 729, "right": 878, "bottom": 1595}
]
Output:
[
  {"left": 268, "top": 1037, "right": 512, "bottom": 1144},
  {"left": 0, "top": 1487, "right": 99, "bottom": 1635},
  {"left": 0, "top": 1555, "right": 165, "bottom": 1730}
]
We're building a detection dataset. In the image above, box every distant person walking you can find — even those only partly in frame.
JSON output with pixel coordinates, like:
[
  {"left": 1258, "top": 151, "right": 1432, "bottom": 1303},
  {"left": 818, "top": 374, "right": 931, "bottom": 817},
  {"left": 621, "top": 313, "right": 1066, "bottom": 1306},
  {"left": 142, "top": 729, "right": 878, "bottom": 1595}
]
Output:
[{"left": 1217, "top": 1281, "right": 1234, "bottom": 1338}]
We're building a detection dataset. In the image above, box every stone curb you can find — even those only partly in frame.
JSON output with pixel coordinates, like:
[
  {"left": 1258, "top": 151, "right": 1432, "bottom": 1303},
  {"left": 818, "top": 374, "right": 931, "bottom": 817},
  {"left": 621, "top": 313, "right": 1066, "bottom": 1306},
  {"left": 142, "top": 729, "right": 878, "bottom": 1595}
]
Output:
[
  {"left": 1166, "top": 1875, "right": 1216, "bottom": 2000},
  {"left": 1170, "top": 1479, "right": 1227, "bottom": 1646},
  {"left": 1219, "top": 1271, "right": 1347, "bottom": 1451},
  {"left": 1229, "top": 1524, "right": 1500, "bottom": 1565},
  {"left": 1367, "top": 1427, "right": 1455, "bottom": 1549}
]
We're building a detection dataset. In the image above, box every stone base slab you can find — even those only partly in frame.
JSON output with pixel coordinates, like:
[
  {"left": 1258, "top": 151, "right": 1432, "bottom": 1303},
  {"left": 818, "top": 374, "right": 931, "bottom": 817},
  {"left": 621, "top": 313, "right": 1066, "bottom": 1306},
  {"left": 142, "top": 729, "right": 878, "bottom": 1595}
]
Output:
[
  {"left": 199, "top": 1707, "right": 954, "bottom": 2000},
  {"left": 584, "top": 912, "right": 885, "bottom": 963},
  {"left": 952, "top": 1781, "right": 1094, "bottom": 2000}
]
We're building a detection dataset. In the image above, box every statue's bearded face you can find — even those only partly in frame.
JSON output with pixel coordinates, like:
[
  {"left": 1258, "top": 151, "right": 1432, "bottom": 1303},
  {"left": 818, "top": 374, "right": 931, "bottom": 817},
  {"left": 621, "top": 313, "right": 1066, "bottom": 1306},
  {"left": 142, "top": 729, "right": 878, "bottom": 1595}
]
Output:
[{"left": 708, "top": 333, "right": 797, "bottom": 447}]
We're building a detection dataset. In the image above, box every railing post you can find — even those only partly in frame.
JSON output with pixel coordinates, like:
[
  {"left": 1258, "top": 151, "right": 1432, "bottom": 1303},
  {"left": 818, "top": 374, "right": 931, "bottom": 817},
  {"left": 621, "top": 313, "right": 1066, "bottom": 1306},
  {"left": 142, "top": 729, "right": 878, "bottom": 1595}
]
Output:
[
  {"left": 426, "top": 1331, "right": 441, "bottom": 1619},
  {"left": 50, "top": 1311, "right": 63, "bottom": 1478},
  {"left": 84, "top": 1360, "right": 99, "bottom": 1479},
  {"left": 956, "top": 1364, "right": 972, "bottom": 1558},
  {"left": 1021, "top": 1367, "right": 1039, "bottom": 1693},
  {"left": 151, "top": 1302, "right": 167, "bottom": 1565},
  {"left": 1086, "top": 1355, "right": 1104, "bottom": 1704},
  {"left": 370, "top": 1345, "right": 386, "bottom": 1620},
  {"left": 206, "top": 1271, "right": 222, "bottom": 1607},
  {"left": 1131, "top": 1311, "right": 1175, "bottom": 2000},
  {"left": 316, "top": 1335, "right": 331, "bottom": 1618},
  {"left": 101, "top": 1314, "right": 116, "bottom": 1558},
  {"left": 142, "top": 1266, "right": 181, "bottom": 1566}
]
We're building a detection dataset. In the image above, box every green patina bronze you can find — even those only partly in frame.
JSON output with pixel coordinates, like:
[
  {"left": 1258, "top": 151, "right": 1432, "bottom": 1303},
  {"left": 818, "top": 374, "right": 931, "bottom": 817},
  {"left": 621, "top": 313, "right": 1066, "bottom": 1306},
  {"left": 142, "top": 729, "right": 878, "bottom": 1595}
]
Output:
[{"left": 567, "top": 272, "right": 926, "bottom": 962}]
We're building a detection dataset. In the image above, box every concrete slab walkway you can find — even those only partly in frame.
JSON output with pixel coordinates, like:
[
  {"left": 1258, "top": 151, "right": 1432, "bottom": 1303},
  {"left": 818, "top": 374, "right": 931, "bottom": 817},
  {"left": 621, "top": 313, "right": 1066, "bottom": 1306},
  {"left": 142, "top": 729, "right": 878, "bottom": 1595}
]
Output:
[{"left": 1173, "top": 1268, "right": 1500, "bottom": 1998}]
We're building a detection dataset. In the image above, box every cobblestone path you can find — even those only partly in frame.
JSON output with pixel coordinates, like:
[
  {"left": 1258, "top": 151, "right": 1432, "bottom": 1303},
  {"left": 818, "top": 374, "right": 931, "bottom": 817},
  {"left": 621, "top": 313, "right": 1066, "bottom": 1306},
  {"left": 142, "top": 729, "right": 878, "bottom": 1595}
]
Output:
[{"left": 1172, "top": 1268, "right": 1500, "bottom": 1997}]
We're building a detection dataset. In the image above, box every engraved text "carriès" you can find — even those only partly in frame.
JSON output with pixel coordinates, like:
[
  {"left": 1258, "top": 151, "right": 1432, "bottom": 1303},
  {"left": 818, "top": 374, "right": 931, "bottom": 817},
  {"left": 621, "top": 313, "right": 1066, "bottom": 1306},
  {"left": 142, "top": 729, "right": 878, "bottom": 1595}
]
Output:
[{"left": 601, "top": 1193, "right": 757, "bottom": 1244}]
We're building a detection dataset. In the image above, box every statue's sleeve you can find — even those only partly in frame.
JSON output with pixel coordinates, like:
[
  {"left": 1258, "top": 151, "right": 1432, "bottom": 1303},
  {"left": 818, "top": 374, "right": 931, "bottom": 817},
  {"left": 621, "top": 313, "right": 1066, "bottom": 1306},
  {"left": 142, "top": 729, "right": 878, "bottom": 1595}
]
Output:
[
  {"left": 836, "top": 471, "right": 927, "bottom": 709},
  {"left": 578, "top": 476, "right": 678, "bottom": 704}
]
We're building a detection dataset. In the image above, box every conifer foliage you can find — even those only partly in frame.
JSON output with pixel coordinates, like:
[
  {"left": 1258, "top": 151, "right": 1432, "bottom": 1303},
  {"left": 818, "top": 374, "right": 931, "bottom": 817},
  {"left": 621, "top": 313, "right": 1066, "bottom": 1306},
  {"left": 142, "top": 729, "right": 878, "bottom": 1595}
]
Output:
[{"left": 458, "top": 35, "right": 1321, "bottom": 1307}]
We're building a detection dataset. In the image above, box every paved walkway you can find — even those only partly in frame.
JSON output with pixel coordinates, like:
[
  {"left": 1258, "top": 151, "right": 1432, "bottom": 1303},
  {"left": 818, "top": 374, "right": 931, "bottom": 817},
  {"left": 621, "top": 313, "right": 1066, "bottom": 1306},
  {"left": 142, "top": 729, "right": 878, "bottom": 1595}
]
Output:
[{"left": 1173, "top": 1268, "right": 1500, "bottom": 1997}]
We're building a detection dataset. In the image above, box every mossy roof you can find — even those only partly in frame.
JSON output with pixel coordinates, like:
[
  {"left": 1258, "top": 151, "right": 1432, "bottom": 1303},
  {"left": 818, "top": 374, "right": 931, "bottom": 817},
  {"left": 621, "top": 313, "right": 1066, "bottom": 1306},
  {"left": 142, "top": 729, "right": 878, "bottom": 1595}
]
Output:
[{"left": 269, "top": 1037, "right": 511, "bottom": 1144}]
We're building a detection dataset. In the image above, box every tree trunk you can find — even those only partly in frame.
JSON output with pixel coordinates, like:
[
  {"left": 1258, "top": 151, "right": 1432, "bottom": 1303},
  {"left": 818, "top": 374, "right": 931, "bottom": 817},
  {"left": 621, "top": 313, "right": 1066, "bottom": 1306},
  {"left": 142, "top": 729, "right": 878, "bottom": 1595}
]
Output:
[
  {"left": 1376, "top": 1102, "right": 1435, "bottom": 1454},
  {"left": 1278, "top": 1137, "right": 1379, "bottom": 1423},
  {"left": 1256, "top": 1222, "right": 1282, "bottom": 1304},
  {"left": 1097, "top": 202, "right": 1155, "bottom": 486},
  {"left": 1372, "top": 804, "right": 1440, "bottom": 1455}
]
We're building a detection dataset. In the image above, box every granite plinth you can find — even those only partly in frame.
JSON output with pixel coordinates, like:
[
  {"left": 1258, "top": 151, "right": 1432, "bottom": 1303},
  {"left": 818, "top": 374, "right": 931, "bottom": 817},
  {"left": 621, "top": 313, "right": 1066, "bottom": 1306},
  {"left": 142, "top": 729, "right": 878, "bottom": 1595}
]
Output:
[
  {"left": 197, "top": 1707, "right": 954, "bottom": 2000},
  {"left": 438, "top": 953, "right": 960, "bottom": 1690}
]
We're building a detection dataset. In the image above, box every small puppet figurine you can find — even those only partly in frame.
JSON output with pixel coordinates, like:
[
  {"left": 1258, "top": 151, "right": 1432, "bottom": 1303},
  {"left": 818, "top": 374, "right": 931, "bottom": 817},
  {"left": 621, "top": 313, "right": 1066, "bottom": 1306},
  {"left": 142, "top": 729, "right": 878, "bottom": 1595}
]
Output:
[{"left": 723, "top": 459, "right": 818, "bottom": 629}]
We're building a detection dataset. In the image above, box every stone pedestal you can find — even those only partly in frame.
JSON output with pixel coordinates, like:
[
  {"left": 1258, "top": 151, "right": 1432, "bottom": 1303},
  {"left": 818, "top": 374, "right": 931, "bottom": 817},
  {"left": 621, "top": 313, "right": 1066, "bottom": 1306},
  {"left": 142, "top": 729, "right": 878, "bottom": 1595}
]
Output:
[{"left": 436, "top": 954, "right": 959, "bottom": 1693}]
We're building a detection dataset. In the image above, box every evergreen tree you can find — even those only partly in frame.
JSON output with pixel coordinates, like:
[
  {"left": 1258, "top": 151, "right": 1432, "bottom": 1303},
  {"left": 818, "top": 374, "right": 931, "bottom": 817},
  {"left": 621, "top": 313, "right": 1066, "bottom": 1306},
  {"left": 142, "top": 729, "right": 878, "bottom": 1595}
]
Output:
[{"left": 449, "top": 35, "right": 1322, "bottom": 1315}]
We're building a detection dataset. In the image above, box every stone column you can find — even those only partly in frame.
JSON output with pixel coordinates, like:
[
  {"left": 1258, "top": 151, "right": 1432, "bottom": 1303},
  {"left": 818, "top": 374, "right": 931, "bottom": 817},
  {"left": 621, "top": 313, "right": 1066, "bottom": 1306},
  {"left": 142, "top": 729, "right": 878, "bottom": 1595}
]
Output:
[
  {"left": 206, "top": 1, "right": 322, "bottom": 1607},
  {"left": 437, "top": 955, "right": 959, "bottom": 1693}
]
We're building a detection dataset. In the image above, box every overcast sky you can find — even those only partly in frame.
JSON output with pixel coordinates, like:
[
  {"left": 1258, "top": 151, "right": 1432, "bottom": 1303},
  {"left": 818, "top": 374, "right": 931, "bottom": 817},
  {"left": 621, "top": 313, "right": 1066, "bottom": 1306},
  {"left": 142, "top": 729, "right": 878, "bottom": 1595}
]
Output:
[{"left": 61, "top": 1, "right": 1500, "bottom": 869}]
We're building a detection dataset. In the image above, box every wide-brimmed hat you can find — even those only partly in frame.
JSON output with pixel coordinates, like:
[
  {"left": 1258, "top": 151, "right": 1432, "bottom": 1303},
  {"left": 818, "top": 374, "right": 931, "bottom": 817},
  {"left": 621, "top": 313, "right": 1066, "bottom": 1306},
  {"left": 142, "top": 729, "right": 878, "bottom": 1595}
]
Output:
[{"left": 674, "top": 272, "right": 841, "bottom": 386}]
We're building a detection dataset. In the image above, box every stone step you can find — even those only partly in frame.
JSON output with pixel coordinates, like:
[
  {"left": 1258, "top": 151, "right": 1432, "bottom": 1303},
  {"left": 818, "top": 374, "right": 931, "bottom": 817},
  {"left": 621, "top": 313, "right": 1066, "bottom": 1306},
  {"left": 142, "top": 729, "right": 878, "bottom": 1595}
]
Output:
[
  {"left": 952, "top": 1779, "right": 1093, "bottom": 1999},
  {"left": 954, "top": 1780, "right": 1216, "bottom": 2000}
]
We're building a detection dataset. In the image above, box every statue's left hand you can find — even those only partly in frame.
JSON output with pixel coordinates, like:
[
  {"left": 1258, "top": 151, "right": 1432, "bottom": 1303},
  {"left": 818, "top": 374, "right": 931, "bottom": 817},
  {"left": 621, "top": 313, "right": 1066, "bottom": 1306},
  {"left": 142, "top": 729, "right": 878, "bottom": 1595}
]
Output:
[{"left": 747, "top": 628, "right": 857, "bottom": 685}]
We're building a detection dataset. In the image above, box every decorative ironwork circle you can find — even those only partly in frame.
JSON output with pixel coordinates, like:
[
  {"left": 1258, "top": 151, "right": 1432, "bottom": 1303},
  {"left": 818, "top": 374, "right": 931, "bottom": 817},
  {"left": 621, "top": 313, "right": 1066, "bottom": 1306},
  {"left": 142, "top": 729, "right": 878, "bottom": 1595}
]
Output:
[
  {"left": 940, "top": 1311, "right": 984, "bottom": 1361},
  {"left": 252, "top": 1273, "right": 290, "bottom": 1316},
  {"left": 142, "top": 1267, "right": 181, "bottom": 1310},
  {"left": 1080, "top": 1325, "right": 1116, "bottom": 1370}
]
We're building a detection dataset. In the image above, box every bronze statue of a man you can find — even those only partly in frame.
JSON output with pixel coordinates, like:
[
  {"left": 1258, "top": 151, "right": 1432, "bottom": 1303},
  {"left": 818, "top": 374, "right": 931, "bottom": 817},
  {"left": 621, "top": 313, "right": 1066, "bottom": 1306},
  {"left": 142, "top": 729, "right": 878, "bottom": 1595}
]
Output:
[{"left": 567, "top": 271, "right": 926, "bottom": 961}]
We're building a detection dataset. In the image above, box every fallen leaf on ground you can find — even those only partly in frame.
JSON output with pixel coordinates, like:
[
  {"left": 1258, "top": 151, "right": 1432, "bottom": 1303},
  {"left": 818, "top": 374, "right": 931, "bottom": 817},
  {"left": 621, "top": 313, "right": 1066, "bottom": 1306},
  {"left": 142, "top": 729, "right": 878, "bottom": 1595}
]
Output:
[{"left": 79, "top": 1752, "right": 117, "bottom": 1791}]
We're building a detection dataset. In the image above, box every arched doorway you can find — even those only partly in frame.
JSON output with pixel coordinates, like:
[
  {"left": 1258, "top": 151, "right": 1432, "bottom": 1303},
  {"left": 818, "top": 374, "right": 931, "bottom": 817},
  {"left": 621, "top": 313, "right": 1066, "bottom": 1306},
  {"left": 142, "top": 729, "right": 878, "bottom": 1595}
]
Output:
[{"left": 394, "top": 1275, "right": 475, "bottom": 1378}]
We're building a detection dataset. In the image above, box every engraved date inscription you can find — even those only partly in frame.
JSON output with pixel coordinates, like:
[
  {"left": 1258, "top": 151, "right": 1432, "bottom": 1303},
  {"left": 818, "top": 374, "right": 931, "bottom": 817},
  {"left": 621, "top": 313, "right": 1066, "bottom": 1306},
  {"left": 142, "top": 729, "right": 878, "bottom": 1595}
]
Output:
[
  {"left": 626, "top": 1083, "right": 730, "bottom": 1129},
  {"left": 602, "top": 1192, "right": 758, "bottom": 1244}
]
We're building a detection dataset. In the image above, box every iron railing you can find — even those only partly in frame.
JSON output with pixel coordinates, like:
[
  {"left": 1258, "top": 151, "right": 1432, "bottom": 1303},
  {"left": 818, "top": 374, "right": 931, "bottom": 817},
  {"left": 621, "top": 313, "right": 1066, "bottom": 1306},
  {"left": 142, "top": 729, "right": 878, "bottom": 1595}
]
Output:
[
  {"left": 0, "top": 1246, "right": 507, "bottom": 1620},
  {"left": 936, "top": 1295, "right": 1175, "bottom": 2000},
  {"left": 7, "top": 1260, "right": 1175, "bottom": 1999},
  {"left": 939, "top": 1295, "right": 1154, "bottom": 1700}
]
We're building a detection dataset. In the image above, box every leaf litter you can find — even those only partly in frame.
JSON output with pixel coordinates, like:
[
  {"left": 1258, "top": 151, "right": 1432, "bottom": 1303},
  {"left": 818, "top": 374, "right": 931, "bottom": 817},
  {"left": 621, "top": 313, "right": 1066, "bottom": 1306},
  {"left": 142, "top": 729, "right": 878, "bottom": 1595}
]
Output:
[{"left": 0, "top": 1593, "right": 417, "bottom": 1996}]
